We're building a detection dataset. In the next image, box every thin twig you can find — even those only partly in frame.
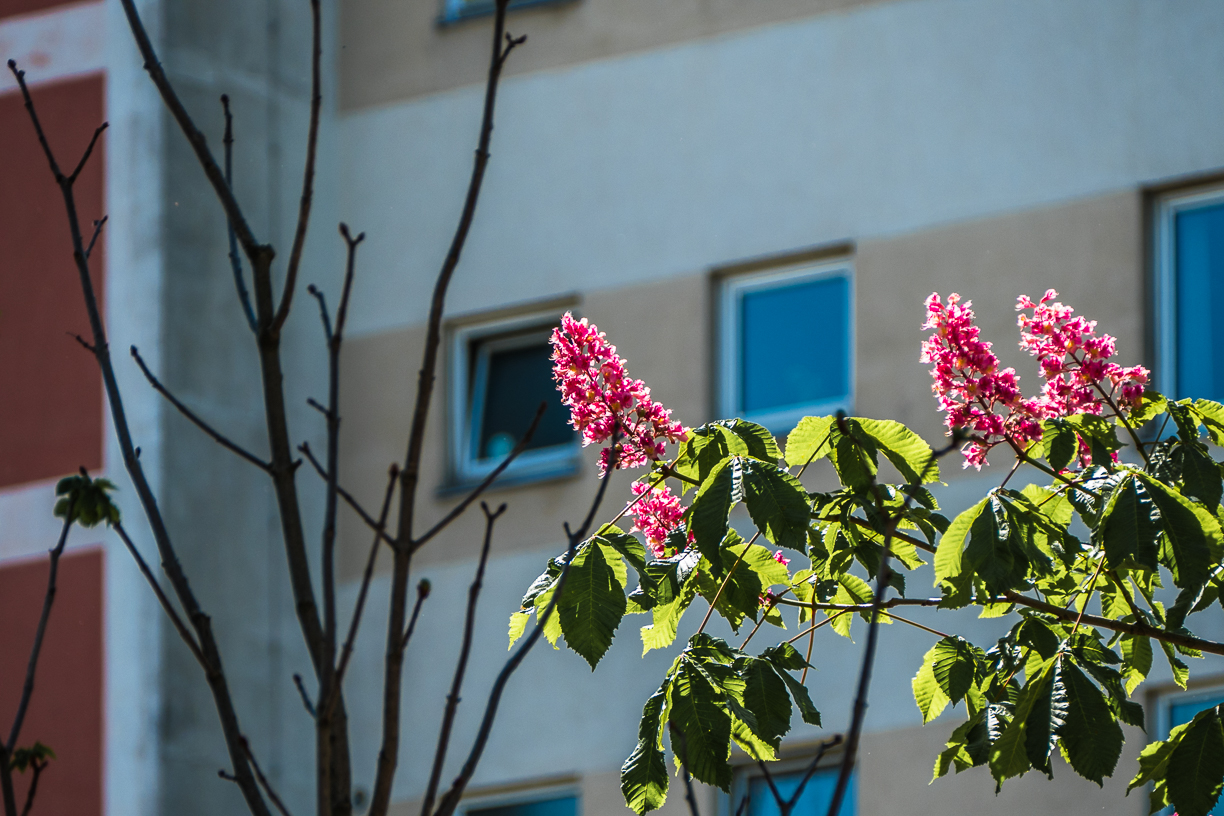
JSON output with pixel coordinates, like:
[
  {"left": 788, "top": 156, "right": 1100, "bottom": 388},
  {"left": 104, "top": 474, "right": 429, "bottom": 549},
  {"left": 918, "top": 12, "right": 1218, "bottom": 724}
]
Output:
[
  {"left": 420, "top": 503, "right": 506, "bottom": 816},
  {"left": 430, "top": 447, "right": 613, "bottom": 816},
  {"left": 6, "top": 512, "right": 72, "bottom": 753},
  {"left": 300, "top": 443, "right": 396, "bottom": 549},
  {"left": 220, "top": 95, "right": 257, "bottom": 334},
  {"left": 694, "top": 530, "right": 762, "bottom": 636},
  {"left": 784, "top": 737, "right": 842, "bottom": 815},
  {"left": 414, "top": 403, "right": 545, "bottom": 550},
  {"left": 84, "top": 215, "right": 107, "bottom": 260},
  {"left": 68, "top": 122, "right": 107, "bottom": 183},
  {"left": 401, "top": 581, "right": 429, "bottom": 650},
  {"left": 131, "top": 346, "right": 271, "bottom": 471},
  {"left": 329, "top": 465, "right": 399, "bottom": 715},
  {"left": 242, "top": 738, "right": 295, "bottom": 816},
  {"left": 293, "top": 674, "right": 316, "bottom": 719},
  {"left": 113, "top": 522, "right": 206, "bottom": 667},
  {"left": 17, "top": 758, "right": 48, "bottom": 816}
]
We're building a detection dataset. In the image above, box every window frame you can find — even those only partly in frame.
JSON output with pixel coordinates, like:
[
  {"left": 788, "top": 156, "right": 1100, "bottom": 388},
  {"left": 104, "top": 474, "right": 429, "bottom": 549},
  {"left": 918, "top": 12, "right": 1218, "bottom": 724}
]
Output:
[
  {"left": 448, "top": 310, "right": 580, "bottom": 488},
  {"left": 1152, "top": 183, "right": 1224, "bottom": 398},
  {"left": 722, "top": 749, "right": 854, "bottom": 816},
  {"left": 439, "top": 0, "right": 575, "bottom": 24},
  {"left": 457, "top": 782, "right": 581, "bottom": 816},
  {"left": 718, "top": 260, "right": 856, "bottom": 434}
]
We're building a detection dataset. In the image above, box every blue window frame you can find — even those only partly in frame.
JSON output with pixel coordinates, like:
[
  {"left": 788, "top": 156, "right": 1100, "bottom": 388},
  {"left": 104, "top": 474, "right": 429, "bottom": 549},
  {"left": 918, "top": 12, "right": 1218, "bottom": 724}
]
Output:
[
  {"left": 449, "top": 313, "right": 578, "bottom": 486},
  {"left": 465, "top": 794, "right": 578, "bottom": 816},
  {"left": 1155, "top": 187, "right": 1224, "bottom": 402},
  {"left": 720, "top": 262, "right": 854, "bottom": 434},
  {"left": 730, "top": 763, "right": 855, "bottom": 816},
  {"left": 440, "top": 0, "right": 571, "bottom": 24}
]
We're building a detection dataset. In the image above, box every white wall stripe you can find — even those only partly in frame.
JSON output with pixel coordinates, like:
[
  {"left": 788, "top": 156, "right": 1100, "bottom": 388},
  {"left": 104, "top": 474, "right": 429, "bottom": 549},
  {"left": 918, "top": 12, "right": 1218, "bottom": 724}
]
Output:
[{"left": 0, "top": 1, "right": 105, "bottom": 94}]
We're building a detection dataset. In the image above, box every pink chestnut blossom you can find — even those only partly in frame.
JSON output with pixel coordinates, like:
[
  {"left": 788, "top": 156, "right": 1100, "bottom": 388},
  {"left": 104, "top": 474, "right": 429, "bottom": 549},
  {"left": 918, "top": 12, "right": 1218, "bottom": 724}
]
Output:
[
  {"left": 1016, "top": 289, "right": 1150, "bottom": 418},
  {"left": 920, "top": 293, "right": 1044, "bottom": 469},
  {"left": 551, "top": 312, "right": 688, "bottom": 475},
  {"left": 628, "top": 481, "right": 688, "bottom": 558}
]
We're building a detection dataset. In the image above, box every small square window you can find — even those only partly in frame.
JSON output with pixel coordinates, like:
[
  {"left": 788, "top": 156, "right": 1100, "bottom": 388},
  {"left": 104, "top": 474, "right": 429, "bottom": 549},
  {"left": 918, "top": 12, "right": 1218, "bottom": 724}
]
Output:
[
  {"left": 1154, "top": 186, "right": 1224, "bottom": 402},
  {"left": 720, "top": 261, "right": 854, "bottom": 434},
  {"left": 729, "top": 758, "right": 855, "bottom": 816},
  {"left": 449, "top": 313, "right": 579, "bottom": 487}
]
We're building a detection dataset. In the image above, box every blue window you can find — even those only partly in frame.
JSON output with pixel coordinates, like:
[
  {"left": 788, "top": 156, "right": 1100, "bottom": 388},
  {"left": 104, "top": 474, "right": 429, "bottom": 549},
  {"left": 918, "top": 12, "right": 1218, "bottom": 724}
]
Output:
[
  {"left": 466, "top": 794, "right": 578, "bottom": 816},
  {"left": 733, "top": 765, "right": 855, "bottom": 816},
  {"left": 449, "top": 314, "right": 578, "bottom": 486},
  {"left": 721, "top": 263, "right": 854, "bottom": 433},
  {"left": 440, "top": 0, "right": 571, "bottom": 23},
  {"left": 1156, "top": 188, "right": 1224, "bottom": 402}
]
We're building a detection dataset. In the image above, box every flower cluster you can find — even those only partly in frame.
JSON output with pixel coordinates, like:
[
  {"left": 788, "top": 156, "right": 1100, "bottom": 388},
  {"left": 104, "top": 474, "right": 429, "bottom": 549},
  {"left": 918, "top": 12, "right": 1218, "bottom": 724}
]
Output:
[
  {"left": 1016, "top": 289, "right": 1149, "bottom": 417},
  {"left": 628, "top": 481, "right": 687, "bottom": 558},
  {"left": 921, "top": 293, "right": 1043, "bottom": 468},
  {"left": 551, "top": 312, "right": 688, "bottom": 474}
]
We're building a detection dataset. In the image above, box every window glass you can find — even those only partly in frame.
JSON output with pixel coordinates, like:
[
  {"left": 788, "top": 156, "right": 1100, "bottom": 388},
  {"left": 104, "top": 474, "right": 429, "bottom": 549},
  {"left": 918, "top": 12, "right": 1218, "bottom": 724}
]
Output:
[
  {"left": 744, "top": 768, "right": 854, "bottom": 816},
  {"left": 1174, "top": 201, "right": 1224, "bottom": 402},
  {"left": 467, "top": 795, "right": 578, "bottom": 816},
  {"left": 442, "top": 0, "right": 542, "bottom": 22},
  {"left": 739, "top": 275, "right": 850, "bottom": 416},
  {"left": 470, "top": 332, "right": 572, "bottom": 461}
]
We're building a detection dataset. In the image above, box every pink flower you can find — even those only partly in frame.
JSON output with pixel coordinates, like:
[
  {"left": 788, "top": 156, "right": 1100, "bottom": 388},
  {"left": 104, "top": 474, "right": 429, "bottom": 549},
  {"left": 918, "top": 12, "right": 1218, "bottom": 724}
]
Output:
[
  {"left": 551, "top": 313, "right": 688, "bottom": 475},
  {"left": 628, "top": 481, "right": 687, "bottom": 558},
  {"left": 1016, "top": 290, "right": 1149, "bottom": 418},
  {"left": 773, "top": 551, "right": 790, "bottom": 566},
  {"left": 921, "top": 293, "right": 1044, "bottom": 469}
]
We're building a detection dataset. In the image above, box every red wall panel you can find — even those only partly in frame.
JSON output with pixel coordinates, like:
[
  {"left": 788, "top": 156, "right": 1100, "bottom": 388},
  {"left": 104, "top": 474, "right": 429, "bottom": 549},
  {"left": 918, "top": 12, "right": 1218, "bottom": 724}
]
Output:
[
  {"left": 0, "top": 548, "right": 103, "bottom": 816},
  {"left": 0, "top": 1, "right": 78, "bottom": 19},
  {"left": 0, "top": 75, "right": 104, "bottom": 488}
]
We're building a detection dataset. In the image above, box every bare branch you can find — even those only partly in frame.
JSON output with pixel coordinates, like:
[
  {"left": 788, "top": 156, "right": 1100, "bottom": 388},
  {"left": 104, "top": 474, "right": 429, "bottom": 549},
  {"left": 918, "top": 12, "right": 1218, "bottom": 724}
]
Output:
[
  {"left": 420, "top": 503, "right": 506, "bottom": 816},
  {"left": 221, "top": 95, "right": 257, "bottom": 334},
  {"left": 783, "top": 736, "right": 842, "bottom": 815},
  {"left": 17, "top": 757, "right": 47, "bottom": 816},
  {"left": 271, "top": 0, "right": 324, "bottom": 332},
  {"left": 300, "top": 443, "right": 396, "bottom": 549},
  {"left": 68, "top": 122, "right": 108, "bottom": 183},
  {"left": 85, "top": 216, "right": 107, "bottom": 260},
  {"left": 131, "top": 346, "right": 271, "bottom": 471},
  {"left": 114, "top": 3, "right": 267, "bottom": 263},
  {"left": 400, "top": 581, "right": 429, "bottom": 650},
  {"left": 293, "top": 674, "right": 316, "bottom": 720},
  {"left": 242, "top": 738, "right": 295, "bottom": 816},
  {"left": 114, "top": 522, "right": 206, "bottom": 667},
  {"left": 9, "top": 58, "right": 272, "bottom": 816},
  {"left": 6, "top": 513, "right": 72, "bottom": 753},
  {"left": 413, "top": 402, "right": 545, "bottom": 549},
  {"left": 328, "top": 465, "right": 399, "bottom": 717}
]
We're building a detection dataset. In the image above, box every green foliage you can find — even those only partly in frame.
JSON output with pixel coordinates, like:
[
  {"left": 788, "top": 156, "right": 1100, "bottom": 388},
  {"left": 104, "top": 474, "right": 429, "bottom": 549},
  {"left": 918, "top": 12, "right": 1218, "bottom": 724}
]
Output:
[
  {"left": 54, "top": 472, "right": 119, "bottom": 527},
  {"left": 9, "top": 742, "right": 54, "bottom": 773},
  {"left": 516, "top": 400, "right": 1224, "bottom": 816}
]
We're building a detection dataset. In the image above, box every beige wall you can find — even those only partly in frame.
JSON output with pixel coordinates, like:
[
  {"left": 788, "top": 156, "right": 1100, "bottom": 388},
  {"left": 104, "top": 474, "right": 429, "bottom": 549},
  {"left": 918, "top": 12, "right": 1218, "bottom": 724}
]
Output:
[
  {"left": 337, "top": 189, "right": 1146, "bottom": 575},
  {"left": 338, "top": 0, "right": 886, "bottom": 111}
]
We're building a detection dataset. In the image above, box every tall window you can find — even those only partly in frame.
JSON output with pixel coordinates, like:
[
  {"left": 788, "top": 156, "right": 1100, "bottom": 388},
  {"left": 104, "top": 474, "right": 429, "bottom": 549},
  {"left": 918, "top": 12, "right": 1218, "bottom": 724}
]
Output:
[
  {"left": 1155, "top": 186, "right": 1224, "bottom": 402},
  {"left": 731, "top": 759, "right": 855, "bottom": 816},
  {"left": 720, "top": 261, "right": 854, "bottom": 434},
  {"left": 449, "top": 312, "right": 578, "bottom": 486}
]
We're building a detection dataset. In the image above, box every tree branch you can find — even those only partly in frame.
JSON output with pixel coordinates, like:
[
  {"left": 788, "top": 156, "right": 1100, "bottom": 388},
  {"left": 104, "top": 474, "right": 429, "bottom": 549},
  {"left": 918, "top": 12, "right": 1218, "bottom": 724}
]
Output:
[
  {"left": 131, "top": 346, "right": 271, "bottom": 471},
  {"left": 420, "top": 503, "right": 506, "bottom": 816},
  {"left": 300, "top": 443, "right": 397, "bottom": 549},
  {"left": 221, "top": 95, "right": 257, "bottom": 334},
  {"left": 6, "top": 513, "right": 72, "bottom": 754},
  {"left": 84, "top": 215, "right": 107, "bottom": 261},
  {"left": 7, "top": 59, "right": 273, "bottom": 816},
  {"left": 17, "top": 757, "right": 47, "bottom": 816},
  {"left": 113, "top": 522, "right": 206, "bottom": 667}
]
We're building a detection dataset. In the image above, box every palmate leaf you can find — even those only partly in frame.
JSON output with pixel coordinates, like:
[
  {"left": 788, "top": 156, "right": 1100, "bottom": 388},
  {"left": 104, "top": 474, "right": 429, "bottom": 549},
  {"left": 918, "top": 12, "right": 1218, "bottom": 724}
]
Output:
[
  {"left": 1138, "top": 473, "right": 1222, "bottom": 588},
  {"left": 784, "top": 416, "right": 836, "bottom": 469},
  {"left": 1056, "top": 657, "right": 1123, "bottom": 785},
  {"left": 739, "top": 457, "right": 811, "bottom": 552},
  {"left": 669, "top": 661, "right": 733, "bottom": 790},
  {"left": 1120, "top": 634, "right": 1153, "bottom": 696},
  {"left": 912, "top": 648, "right": 951, "bottom": 724},
  {"left": 688, "top": 458, "right": 740, "bottom": 575},
  {"left": 761, "top": 645, "right": 821, "bottom": 726},
  {"left": 990, "top": 658, "right": 1055, "bottom": 785},
  {"left": 1166, "top": 708, "right": 1224, "bottom": 816},
  {"left": 739, "top": 657, "right": 792, "bottom": 747},
  {"left": 1193, "top": 399, "right": 1224, "bottom": 446},
  {"left": 640, "top": 580, "right": 697, "bottom": 655},
  {"left": 621, "top": 683, "right": 670, "bottom": 815},
  {"left": 558, "top": 542, "right": 627, "bottom": 669},
  {"left": 853, "top": 417, "right": 940, "bottom": 484},
  {"left": 1039, "top": 419, "right": 1080, "bottom": 473},
  {"left": 672, "top": 424, "right": 748, "bottom": 493},
  {"left": 713, "top": 419, "right": 783, "bottom": 463},
  {"left": 931, "top": 637, "right": 982, "bottom": 704},
  {"left": 1099, "top": 474, "right": 1160, "bottom": 572},
  {"left": 934, "top": 497, "right": 989, "bottom": 604},
  {"left": 1180, "top": 443, "right": 1224, "bottom": 511}
]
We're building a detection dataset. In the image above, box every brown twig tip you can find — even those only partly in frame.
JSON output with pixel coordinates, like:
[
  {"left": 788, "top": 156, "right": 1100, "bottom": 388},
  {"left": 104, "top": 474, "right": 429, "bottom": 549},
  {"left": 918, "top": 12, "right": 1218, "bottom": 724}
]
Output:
[{"left": 418, "top": 579, "right": 431, "bottom": 599}]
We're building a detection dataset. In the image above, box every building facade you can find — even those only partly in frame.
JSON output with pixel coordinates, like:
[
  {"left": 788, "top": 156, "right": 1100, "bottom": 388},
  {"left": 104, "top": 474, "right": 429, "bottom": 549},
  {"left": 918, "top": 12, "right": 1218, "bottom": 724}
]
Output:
[{"left": 4, "top": 1, "right": 1224, "bottom": 815}]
